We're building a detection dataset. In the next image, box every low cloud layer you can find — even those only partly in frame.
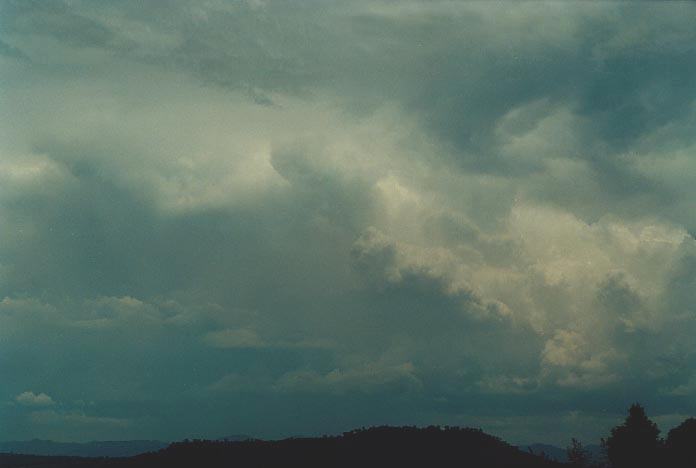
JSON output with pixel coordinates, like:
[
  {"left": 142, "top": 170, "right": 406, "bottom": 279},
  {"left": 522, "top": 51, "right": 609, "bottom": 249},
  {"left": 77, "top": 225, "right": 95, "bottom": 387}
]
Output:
[{"left": 2, "top": 0, "right": 696, "bottom": 444}]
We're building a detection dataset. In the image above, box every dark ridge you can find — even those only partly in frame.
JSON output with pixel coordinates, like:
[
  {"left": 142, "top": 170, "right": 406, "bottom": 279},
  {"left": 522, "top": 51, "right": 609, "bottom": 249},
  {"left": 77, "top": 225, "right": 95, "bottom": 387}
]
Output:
[
  {"left": 0, "top": 426, "right": 565, "bottom": 468},
  {"left": 134, "top": 425, "right": 565, "bottom": 468}
]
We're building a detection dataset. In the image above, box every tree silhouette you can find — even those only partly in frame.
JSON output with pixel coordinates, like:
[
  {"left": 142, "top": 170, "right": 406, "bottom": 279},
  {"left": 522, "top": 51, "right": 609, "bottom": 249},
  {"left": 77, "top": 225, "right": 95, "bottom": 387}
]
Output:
[
  {"left": 605, "top": 403, "right": 661, "bottom": 468},
  {"left": 566, "top": 438, "right": 590, "bottom": 467},
  {"left": 666, "top": 417, "right": 696, "bottom": 468}
]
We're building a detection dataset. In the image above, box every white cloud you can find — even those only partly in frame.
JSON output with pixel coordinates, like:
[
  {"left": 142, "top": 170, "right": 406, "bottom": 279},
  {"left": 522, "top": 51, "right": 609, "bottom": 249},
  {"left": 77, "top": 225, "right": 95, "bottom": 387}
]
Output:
[{"left": 15, "top": 391, "right": 55, "bottom": 407}]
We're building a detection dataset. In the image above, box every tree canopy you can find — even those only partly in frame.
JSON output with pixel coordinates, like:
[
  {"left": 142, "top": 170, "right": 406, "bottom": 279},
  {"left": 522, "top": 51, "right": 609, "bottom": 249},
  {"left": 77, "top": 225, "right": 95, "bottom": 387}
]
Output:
[{"left": 605, "top": 404, "right": 661, "bottom": 468}]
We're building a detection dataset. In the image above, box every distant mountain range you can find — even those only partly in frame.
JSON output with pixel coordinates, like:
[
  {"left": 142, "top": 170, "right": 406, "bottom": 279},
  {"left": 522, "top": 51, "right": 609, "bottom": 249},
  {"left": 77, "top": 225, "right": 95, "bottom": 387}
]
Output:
[
  {"left": 0, "top": 439, "right": 169, "bottom": 457},
  {"left": 0, "top": 435, "right": 251, "bottom": 458},
  {"left": 522, "top": 443, "right": 604, "bottom": 463}
]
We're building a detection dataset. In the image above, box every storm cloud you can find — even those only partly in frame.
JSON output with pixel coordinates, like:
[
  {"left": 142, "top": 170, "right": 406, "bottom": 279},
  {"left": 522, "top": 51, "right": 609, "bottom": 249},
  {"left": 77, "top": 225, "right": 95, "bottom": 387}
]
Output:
[{"left": 2, "top": 0, "right": 696, "bottom": 445}]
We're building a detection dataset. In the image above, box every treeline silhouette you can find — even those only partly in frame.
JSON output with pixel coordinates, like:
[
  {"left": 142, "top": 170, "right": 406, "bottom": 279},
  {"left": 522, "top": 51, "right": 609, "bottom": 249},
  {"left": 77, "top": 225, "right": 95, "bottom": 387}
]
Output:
[
  {"left": 1, "top": 405, "right": 695, "bottom": 468},
  {"left": 576, "top": 403, "right": 696, "bottom": 468}
]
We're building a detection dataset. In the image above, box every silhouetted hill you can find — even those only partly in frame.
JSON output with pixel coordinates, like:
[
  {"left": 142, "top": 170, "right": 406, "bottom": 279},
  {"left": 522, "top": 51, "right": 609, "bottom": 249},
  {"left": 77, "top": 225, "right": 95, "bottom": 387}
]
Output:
[
  {"left": 0, "top": 439, "right": 168, "bottom": 457},
  {"left": 0, "top": 426, "right": 563, "bottom": 468}
]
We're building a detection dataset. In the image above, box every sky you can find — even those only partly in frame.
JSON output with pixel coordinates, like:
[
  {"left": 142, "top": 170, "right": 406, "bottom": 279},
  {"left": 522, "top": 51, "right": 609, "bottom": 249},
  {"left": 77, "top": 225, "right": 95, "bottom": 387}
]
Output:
[{"left": 1, "top": 0, "right": 696, "bottom": 446}]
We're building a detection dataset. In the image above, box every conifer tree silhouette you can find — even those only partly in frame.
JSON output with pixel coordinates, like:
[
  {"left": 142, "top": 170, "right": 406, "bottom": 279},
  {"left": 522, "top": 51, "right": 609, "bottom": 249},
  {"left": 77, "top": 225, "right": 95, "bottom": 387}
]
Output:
[{"left": 605, "top": 404, "right": 660, "bottom": 468}]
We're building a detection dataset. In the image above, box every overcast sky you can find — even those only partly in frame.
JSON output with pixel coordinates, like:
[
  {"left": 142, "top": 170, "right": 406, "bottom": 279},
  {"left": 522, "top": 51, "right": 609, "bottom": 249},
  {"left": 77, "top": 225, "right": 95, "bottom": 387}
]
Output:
[{"left": 2, "top": 0, "right": 696, "bottom": 445}]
